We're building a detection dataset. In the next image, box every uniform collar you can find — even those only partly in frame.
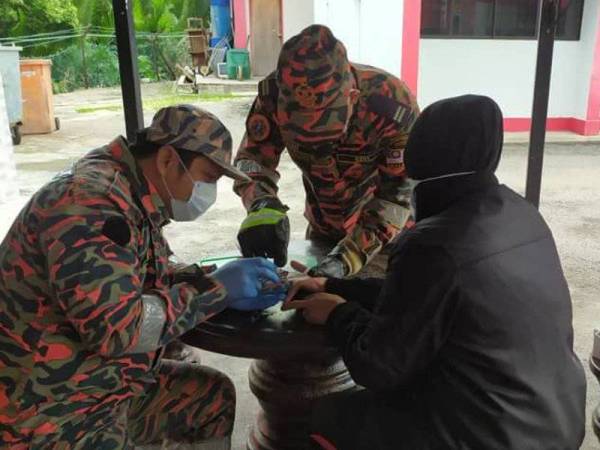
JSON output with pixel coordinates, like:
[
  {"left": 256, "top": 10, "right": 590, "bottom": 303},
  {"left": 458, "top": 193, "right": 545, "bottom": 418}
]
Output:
[{"left": 107, "top": 137, "right": 171, "bottom": 227}]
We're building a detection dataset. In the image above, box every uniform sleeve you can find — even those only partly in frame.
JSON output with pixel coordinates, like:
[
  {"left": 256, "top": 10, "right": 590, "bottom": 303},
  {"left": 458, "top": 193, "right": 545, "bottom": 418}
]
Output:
[
  {"left": 325, "top": 243, "right": 459, "bottom": 391},
  {"left": 233, "top": 96, "right": 286, "bottom": 210},
  {"left": 40, "top": 191, "right": 228, "bottom": 358},
  {"left": 337, "top": 81, "right": 420, "bottom": 273}
]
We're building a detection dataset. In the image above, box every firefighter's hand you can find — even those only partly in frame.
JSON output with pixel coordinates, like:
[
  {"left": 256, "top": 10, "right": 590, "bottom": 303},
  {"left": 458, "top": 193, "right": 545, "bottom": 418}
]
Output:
[{"left": 238, "top": 198, "right": 290, "bottom": 267}]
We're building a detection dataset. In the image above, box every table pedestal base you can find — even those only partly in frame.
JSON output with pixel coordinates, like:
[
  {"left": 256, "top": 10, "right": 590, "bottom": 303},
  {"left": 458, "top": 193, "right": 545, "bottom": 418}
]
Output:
[{"left": 247, "top": 356, "right": 356, "bottom": 450}]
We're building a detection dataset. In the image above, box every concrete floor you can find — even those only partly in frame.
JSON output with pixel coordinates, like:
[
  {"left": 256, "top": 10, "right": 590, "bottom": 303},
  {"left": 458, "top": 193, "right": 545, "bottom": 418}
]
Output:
[{"left": 1, "top": 85, "right": 599, "bottom": 449}]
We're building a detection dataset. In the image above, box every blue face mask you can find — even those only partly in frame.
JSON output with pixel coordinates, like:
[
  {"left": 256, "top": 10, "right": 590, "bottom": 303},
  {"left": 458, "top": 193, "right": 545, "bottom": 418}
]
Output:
[{"left": 162, "top": 153, "right": 217, "bottom": 222}]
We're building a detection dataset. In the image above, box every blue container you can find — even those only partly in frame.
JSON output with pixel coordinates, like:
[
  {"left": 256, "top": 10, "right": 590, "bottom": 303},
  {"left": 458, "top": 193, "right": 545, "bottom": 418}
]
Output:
[{"left": 210, "top": 0, "right": 232, "bottom": 44}]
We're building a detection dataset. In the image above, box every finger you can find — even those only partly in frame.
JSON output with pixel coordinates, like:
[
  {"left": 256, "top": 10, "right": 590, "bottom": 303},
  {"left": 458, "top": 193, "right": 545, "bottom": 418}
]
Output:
[
  {"left": 255, "top": 266, "right": 281, "bottom": 284},
  {"left": 290, "top": 260, "right": 308, "bottom": 274},
  {"left": 281, "top": 298, "right": 312, "bottom": 311},
  {"left": 284, "top": 282, "right": 303, "bottom": 303},
  {"left": 302, "top": 292, "right": 330, "bottom": 302}
]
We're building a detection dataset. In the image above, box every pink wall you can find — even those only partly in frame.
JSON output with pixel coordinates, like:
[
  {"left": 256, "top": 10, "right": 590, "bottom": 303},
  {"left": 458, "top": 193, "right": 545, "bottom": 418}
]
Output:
[
  {"left": 232, "top": 0, "right": 248, "bottom": 49},
  {"left": 585, "top": 10, "right": 600, "bottom": 135},
  {"left": 401, "top": 0, "right": 422, "bottom": 96}
]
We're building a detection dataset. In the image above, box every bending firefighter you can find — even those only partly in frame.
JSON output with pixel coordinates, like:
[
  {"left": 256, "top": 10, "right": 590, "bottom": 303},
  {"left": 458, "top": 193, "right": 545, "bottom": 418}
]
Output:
[{"left": 234, "top": 25, "right": 420, "bottom": 277}]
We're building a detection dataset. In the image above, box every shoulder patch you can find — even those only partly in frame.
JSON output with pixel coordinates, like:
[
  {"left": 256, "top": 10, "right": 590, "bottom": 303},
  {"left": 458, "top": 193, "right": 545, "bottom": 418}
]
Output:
[
  {"left": 367, "top": 94, "right": 417, "bottom": 130},
  {"left": 101, "top": 216, "right": 131, "bottom": 247},
  {"left": 247, "top": 114, "right": 271, "bottom": 142}
]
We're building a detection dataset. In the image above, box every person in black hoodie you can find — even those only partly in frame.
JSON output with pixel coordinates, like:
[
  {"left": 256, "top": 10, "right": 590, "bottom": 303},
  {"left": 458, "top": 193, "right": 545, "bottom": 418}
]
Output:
[{"left": 282, "top": 95, "right": 587, "bottom": 450}]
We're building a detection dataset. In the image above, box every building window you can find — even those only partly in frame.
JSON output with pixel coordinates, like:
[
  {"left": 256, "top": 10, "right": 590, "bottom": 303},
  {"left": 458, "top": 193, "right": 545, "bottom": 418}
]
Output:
[{"left": 421, "top": 0, "right": 584, "bottom": 40}]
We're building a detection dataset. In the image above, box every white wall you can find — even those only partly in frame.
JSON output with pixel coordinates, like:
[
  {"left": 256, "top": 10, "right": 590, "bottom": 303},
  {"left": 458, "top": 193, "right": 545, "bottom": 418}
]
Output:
[
  {"left": 357, "top": 0, "right": 403, "bottom": 76},
  {"left": 282, "top": 0, "right": 315, "bottom": 41},
  {"left": 281, "top": 0, "right": 404, "bottom": 76},
  {"left": 314, "top": 0, "right": 362, "bottom": 61},
  {"left": 419, "top": 0, "right": 600, "bottom": 119}
]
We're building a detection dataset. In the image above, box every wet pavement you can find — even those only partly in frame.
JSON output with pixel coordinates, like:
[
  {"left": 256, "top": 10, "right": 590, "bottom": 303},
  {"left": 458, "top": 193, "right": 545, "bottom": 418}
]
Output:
[{"left": 1, "top": 84, "right": 600, "bottom": 449}]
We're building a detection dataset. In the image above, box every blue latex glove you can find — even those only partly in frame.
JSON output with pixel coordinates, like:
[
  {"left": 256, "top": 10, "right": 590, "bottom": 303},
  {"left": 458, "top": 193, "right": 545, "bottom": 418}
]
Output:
[
  {"left": 228, "top": 287, "right": 287, "bottom": 311},
  {"left": 213, "top": 257, "right": 287, "bottom": 311}
]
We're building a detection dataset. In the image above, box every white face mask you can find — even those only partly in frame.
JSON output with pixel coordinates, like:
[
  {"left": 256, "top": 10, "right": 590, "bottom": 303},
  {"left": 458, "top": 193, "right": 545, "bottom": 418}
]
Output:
[
  {"left": 171, "top": 181, "right": 217, "bottom": 221},
  {"left": 162, "top": 153, "right": 218, "bottom": 222},
  {"left": 410, "top": 171, "right": 477, "bottom": 217}
]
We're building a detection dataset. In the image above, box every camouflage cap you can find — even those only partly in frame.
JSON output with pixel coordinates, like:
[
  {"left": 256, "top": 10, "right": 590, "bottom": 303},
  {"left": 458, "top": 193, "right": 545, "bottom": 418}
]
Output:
[
  {"left": 146, "top": 104, "right": 250, "bottom": 181},
  {"left": 276, "top": 25, "right": 353, "bottom": 144}
]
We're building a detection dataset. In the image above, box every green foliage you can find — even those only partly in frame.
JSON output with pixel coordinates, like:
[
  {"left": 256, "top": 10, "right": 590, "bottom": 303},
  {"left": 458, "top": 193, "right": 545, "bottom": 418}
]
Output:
[
  {"left": 52, "top": 41, "right": 120, "bottom": 93},
  {"left": 137, "top": 54, "right": 156, "bottom": 80},
  {"left": 50, "top": 36, "right": 192, "bottom": 93},
  {"left": 20, "top": 0, "right": 79, "bottom": 34},
  {"left": 134, "top": 0, "right": 179, "bottom": 33},
  {"left": 3, "top": 0, "right": 213, "bottom": 91},
  {"left": 134, "top": 0, "right": 210, "bottom": 32},
  {"left": 0, "top": 0, "right": 25, "bottom": 35},
  {"left": 2, "top": 0, "right": 80, "bottom": 55},
  {"left": 73, "top": 0, "right": 114, "bottom": 29},
  {"left": 136, "top": 37, "right": 192, "bottom": 81}
]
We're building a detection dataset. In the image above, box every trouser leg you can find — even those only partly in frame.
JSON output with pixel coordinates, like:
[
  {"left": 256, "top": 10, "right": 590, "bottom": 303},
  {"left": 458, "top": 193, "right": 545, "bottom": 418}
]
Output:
[{"left": 128, "top": 360, "right": 235, "bottom": 449}]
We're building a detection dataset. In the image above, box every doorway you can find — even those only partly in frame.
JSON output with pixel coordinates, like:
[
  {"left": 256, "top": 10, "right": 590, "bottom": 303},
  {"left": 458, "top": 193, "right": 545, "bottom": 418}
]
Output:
[{"left": 249, "top": 0, "right": 283, "bottom": 76}]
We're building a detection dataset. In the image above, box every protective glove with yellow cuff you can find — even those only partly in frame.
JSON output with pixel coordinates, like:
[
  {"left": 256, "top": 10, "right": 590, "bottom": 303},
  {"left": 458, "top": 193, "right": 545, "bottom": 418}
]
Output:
[{"left": 238, "top": 197, "right": 290, "bottom": 267}]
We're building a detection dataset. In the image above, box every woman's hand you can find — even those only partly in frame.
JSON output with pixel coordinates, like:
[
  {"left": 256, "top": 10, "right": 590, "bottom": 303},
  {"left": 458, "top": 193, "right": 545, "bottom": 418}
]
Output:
[{"left": 282, "top": 292, "right": 346, "bottom": 325}]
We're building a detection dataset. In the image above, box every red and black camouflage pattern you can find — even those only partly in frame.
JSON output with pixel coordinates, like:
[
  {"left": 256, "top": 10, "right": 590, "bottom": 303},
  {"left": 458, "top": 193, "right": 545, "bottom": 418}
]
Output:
[
  {"left": 0, "top": 138, "right": 234, "bottom": 448},
  {"left": 234, "top": 26, "right": 419, "bottom": 274},
  {"left": 128, "top": 361, "right": 234, "bottom": 446},
  {"left": 146, "top": 104, "right": 249, "bottom": 182},
  {"left": 275, "top": 24, "right": 353, "bottom": 144}
]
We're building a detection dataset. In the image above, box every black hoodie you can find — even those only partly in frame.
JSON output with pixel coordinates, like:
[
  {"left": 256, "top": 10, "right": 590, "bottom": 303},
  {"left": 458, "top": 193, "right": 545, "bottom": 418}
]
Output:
[{"left": 324, "top": 95, "right": 586, "bottom": 449}]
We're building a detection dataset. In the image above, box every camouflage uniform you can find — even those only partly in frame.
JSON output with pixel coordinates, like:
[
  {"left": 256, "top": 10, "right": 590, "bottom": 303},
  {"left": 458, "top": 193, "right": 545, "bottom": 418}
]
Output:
[
  {"left": 234, "top": 25, "right": 419, "bottom": 276},
  {"left": 0, "top": 107, "right": 241, "bottom": 449}
]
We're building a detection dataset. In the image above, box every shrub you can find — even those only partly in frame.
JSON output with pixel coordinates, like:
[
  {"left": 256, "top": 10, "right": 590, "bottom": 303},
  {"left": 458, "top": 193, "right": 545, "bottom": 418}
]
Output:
[{"left": 51, "top": 41, "right": 120, "bottom": 92}]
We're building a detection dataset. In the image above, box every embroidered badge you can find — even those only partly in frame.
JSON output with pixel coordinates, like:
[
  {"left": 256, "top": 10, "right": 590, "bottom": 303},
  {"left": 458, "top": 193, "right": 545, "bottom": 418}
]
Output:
[
  {"left": 386, "top": 149, "right": 404, "bottom": 165},
  {"left": 248, "top": 114, "right": 271, "bottom": 142},
  {"left": 294, "top": 83, "right": 319, "bottom": 108}
]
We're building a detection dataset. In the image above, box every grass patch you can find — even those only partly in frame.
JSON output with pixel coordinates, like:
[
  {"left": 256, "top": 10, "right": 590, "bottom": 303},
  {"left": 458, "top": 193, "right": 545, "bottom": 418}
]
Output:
[{"left": 76, "top": 93, "right": 237, "bottom": 114}]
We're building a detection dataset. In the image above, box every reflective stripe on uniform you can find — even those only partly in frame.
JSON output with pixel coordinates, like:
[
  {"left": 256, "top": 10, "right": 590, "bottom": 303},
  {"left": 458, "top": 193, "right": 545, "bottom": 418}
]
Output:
[
  {"left": 240, "top": 208, "right": 286, "bottom": 231},
  {"left": 130, "top": 295, "right": 167, "bottom": 354}
]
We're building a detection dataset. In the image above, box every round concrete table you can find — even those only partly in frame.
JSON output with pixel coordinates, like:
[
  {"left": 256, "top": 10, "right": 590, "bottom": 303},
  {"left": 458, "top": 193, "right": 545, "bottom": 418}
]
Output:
[{"left": 182, "top": 240, "right": 369, "bottom": 450}]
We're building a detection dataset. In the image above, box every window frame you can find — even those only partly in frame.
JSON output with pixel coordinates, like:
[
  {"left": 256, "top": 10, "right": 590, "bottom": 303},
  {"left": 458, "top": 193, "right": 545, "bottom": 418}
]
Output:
[{"left": 421, "top": 0, "right": 584, "bottom": 41}]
